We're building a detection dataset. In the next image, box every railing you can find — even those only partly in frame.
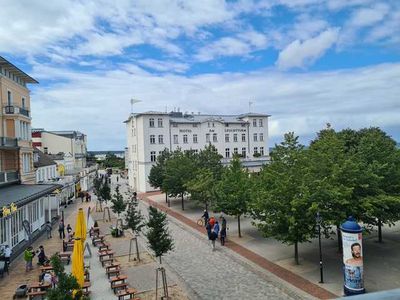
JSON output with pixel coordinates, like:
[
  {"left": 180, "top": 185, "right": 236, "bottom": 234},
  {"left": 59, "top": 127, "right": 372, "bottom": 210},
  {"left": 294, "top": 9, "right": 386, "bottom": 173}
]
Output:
[
  {"left": 0, "top": 137, "right": 18, "bottom": 147},
  {"left": 3, "top": 105, "right": 30, "bottom": 117},
  {"left": 75, "top": 153, "right": 86, "bottom": 159},
  {"left": 0, "top": 171, "right": 19, "bottom": 184}
]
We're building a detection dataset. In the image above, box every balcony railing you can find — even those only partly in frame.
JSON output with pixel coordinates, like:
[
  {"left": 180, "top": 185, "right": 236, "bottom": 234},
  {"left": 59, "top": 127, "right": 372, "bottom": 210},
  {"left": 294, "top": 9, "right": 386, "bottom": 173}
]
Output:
[
  {"left": 0, "top": 171, "right": 19, "bottom": 185},
  {"left": 3, "top": 105, "right": 30, "bottom": 117},
  {"left": 75, "top": 153, "right": 86, "bottom": 159},
  {"left": 0, "top": 137, "right": 18, "bottom": 147}
]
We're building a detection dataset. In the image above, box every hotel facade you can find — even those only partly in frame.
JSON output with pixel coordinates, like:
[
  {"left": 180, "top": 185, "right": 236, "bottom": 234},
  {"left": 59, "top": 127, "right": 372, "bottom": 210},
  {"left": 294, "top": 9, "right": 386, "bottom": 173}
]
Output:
[{"left": 125, "top": 111, "right": 270, "bottom": 192}]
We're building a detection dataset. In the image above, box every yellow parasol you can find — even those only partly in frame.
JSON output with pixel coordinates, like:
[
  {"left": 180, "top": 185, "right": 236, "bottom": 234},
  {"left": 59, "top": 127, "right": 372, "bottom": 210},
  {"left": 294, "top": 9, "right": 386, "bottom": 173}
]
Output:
[
  {"left": 71, "top": 237, "right": 85, "bottom": 287},
  {"left": 74, "top": 208, "right": 87, "bottom": 243}
]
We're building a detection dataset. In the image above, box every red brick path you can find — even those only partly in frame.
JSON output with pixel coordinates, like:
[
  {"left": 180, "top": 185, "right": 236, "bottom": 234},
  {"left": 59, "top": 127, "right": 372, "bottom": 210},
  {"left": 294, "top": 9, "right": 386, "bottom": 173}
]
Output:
[{"left": 140, "top": 191, "right": 338, "bottom": 300}]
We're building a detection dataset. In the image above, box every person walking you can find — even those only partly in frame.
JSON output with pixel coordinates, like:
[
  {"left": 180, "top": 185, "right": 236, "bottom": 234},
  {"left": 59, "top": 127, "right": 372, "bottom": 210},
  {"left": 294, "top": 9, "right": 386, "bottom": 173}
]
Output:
[
  {"left": 206, "top": 220, "right": 212, "bottom": 241},
  {"left": 24, "top": 246, "right": 34, "bottom": 272},
  {"left": 66, "top": 224, "right": 72, "bottom": 241},
  {"left": 4, "top": 245, "right": 11, "bottom": 273},
  {"left": 45, "top": 221, "right": 52, "bottom": 239},
  {"left": 211, "top": 221, "right": 220, "bottom": 251},
  {"left": 58, "top": 220, "right": 65, "bottom": 239},
  {"left": 220, "top": 215, "right": 227, "bottom": 246}
]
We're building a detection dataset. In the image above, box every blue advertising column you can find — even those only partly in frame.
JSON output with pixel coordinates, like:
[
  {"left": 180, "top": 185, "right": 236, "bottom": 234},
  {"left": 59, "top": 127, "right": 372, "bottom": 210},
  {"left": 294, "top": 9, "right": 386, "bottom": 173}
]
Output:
[{"left": 340, "top": 217, "right": 365, "bottom": 296}]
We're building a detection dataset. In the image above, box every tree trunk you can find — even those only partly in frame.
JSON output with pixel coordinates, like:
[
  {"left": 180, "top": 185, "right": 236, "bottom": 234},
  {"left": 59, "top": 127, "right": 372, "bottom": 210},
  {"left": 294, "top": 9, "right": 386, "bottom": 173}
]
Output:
[
  {"left": 159, "top": 256, "right": 162, "bottom": 264},
  {"left": 337, "top": 225, "right": 343, "bottom": 253},
  {"left": 237, "top": 215, "right": 242, "bottom": 238},
  {"left": 135, "top": 237, "right": 140, "bottom": 261},
  {"left": 181, "top": 193, "right": 184, "bottom": 210},
  {"left": 205, "top": 202, "right": 208, "bottom": 211},
  {"left": 294, "top": 241, "right": 299, "bottom": 265},
  {"left": 165, "top": 193, "right": 168, "bottom": 203},
  {"left": 378, "top": 218, "right": 383, "bottom": 243}
]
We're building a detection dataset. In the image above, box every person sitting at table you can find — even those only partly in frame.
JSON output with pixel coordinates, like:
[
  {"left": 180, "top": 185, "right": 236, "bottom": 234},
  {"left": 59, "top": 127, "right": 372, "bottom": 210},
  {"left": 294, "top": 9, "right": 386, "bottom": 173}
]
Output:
[{"left": 42, "top": 272, "right": 52, "bottom": 285}]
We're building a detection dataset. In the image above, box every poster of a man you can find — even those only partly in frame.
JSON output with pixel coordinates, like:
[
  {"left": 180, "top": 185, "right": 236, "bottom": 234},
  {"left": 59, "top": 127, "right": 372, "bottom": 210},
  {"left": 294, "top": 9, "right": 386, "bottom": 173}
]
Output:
[{"left": 345, "top": 243, "right": 363, "bottom": 266}]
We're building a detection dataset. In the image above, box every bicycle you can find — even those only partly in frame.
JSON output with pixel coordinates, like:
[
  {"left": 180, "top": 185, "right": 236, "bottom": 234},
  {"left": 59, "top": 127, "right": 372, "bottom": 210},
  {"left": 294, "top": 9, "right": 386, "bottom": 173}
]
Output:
[{"left": 197, "top": 218, "right": 204, "bottom": 227}]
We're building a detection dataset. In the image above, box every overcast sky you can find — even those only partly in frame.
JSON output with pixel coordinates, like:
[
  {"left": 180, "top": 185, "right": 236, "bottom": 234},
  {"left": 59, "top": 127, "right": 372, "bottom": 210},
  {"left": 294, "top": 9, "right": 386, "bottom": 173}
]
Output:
[{"left": 1, "top": 0, "right": 399, "bottom": 150}]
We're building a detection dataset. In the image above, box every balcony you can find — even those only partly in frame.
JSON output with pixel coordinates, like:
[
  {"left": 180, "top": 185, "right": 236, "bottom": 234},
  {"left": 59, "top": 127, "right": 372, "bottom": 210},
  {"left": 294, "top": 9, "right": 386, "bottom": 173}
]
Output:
[
  {"left": 0, "top": 137, "right": 18, "bottom": 148},
  {"left": 3, "top": 105, "right": 30, "bottom": 117},
  {"left": 0, "top": 171, "right": 19, "bottom": 185},
  {"left": 75, "top": 153, "right": 86, "bottom": 159}
]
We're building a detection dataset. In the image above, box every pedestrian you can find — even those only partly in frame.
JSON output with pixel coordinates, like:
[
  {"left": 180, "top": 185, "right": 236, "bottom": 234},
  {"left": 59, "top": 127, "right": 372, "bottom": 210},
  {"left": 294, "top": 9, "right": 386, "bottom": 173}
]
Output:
[
  {"left": 116, "top": 176, "right": 119, "bottom": 182},
  {"left": 45, "top": 221, "right": 52, "bottom": 239},
  {"left": 201, "top": 209, "right": 209, "bottom": 227},
  {"left": 220, "top": 215, "right": 227, "bottom": 246},
  {"left": 58, "top": 220, "right": 65, "bottom": 239},
  {"left": 4, "top": 245, "right": 11, "bottom": 273},
  {"left": 85, "top": 192, "right": 89, "bottom": 202},
  {"left": 37, "top": 245, "right": 47, "bottom": 266},
  {"left": 211, "top": 221, "right": 220, "bottom": 251},
  {"left": 206, "top": 220, "right": 212, "bottom": 241},
  {"left": 24, "top": 246, "right": 35, "bottom": 272}
]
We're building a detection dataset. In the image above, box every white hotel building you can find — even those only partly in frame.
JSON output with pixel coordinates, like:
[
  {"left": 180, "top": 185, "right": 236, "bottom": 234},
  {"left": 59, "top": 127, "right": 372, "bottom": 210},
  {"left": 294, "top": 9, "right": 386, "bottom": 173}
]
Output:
[{"left": 125, "top": 111, "right": 270, "bottom": 193}]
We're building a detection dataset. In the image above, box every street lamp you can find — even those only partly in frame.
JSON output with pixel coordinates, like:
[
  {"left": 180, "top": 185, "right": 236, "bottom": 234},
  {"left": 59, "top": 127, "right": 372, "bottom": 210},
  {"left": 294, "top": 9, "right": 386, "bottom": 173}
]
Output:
[{"left": 316, "top": 212, "right": 324, "bottom": 283}]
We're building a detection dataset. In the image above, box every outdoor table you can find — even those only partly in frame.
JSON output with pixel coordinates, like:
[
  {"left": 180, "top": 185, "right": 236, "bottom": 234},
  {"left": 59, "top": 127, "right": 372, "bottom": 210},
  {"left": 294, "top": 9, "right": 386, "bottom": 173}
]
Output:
[
  {"left": 105, "top": 263, "right": 120, "bottom": 272},
  {"left": 39, "top": 265, "right": 54, "bottom": 273},
  {"left": 27, "top": 281, "right": 51, "bottom": 298},
  {"left": 58, "top": 251, "right": 72, "bottom": 264},
  {"left": 110, "top": 275, "right": 128, "bottom": 293},
  {"left": 99, "top": 250, "right": 114, "bottom": 261},
  {"left": 83, "top": 281, "right": 91, "bottom": 296},
  {"left": 98, "top": 243, "right": 110, "bottom": 251}
]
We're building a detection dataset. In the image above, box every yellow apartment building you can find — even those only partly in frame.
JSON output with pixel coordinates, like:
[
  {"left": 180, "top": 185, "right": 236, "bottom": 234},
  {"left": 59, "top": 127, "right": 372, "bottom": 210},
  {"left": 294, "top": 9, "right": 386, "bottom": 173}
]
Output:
[{"left": 0, "top": 56, "right": 38, "bottom": 185}]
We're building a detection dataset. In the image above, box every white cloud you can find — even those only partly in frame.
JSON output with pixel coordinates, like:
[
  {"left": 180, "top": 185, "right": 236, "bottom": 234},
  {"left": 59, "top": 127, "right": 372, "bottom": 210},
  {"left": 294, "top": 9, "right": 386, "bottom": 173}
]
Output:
[
  {"left": 136, "top": 59, "right": 190, "bottom": 73},
  {"left": 276, "top": 28, "right": 339, "bottom": 69},
  {"left": 349, "top": 3, "right": 390, "bottom": 27},
  {"left": 195, "top": 30, "right": 268, "bottom": 62},
  {"left": 29, "top": 62, "right": 400, "bottom": 149}
]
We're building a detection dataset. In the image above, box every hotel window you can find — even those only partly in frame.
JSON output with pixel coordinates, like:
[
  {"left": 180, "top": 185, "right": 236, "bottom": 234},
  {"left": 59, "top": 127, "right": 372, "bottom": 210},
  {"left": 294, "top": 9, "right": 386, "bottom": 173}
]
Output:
[
  {"left": 7, "top": 91, "right": 12, "bottom": 105},
  {"left": 253, "top": 119, "right": 257, "bottom": 127},
  {"left": 260, "top": 147, "right": 264, "bottom": 156},
  {"left": 149, "top": 118, "right": 155, "bottom": 127},
  {"left": 172, "top": 123, "right": 178, "bottom": 127},
  {"left": 233, "top": 147, "right": 238, "bottom": 155},
  {"left": 206, "top": 133, "right": 210, "bottom": 143},
  {"left": 208, "top": 122, "right": 210, "bottom": 128},
  {"left": 212, "top": 123, "right": 215, "bottom": 127},
  {"left": 158, "top": 118, "right": 163, "bottom": 127},
  {"left": 173, "top": 135, "right": 179, "bottom": 144},
  {"left": 193, "top": 149, "right": 199, "bottom": 154},
  {"left": 233, "top": 134, "right": 238, "bottom": 142},
  {"left": 193, "top": 124, "right": 198, "bottom": 127},
  {"left": 183, "top": 135, "right": 188, "bottom": 144},
  {"left": 150, "top": 135, "right": 156, "bottom": 144},
  {"left": 225, "top": 134, "right": 229, "bottom": 142},
  {"left": 225, "top": 148, "right": 230, "bottom": 158},
  {"left": 213, "top": 133, "right": 218, "bottom": 142},
  {"left": 150, "top": 151, "right": 156, "bottom": 162},
  {"left": 254, "top": 147, "right": 258, "bottom": 154},
  {"left": 260, "top": 133, "right": 264, "bottom": 142},
  {"left": 193, "top": 134, "right": 198, "bottom": 143},
  {"left": 242, "top": 147, "right": 246, "bottom": 157},
  {"left": 259, "top": 119, "right": 263, "bottom": 127},
  {"left": 22, "top": 97, "right": 26, "bottom": 108},
  {"left": 242, "top": 133, "right": 246, "bottom": 142},
  {"left": 158, "top": 135, "right": 164, "bottom": 144},
  {"left": 253, "top": 133, "right": 258, "bottom": 142}
]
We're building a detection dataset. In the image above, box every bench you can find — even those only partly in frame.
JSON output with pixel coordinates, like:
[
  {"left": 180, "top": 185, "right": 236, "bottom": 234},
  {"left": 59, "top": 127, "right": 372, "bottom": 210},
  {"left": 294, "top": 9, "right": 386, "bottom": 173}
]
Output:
[
  {"left": 101, "top": 258, "right": 114, "bottom": 267},
  {"left": 117, "top": 288, "right": 138, "bottom": 300},
  {"left": 106, "top": 268, "right": 120, "bottom": 278},
  {"left": 27, "top": 290, "right": 46, "bottom": 300},
  {"left": 112, "top": 283, "right": 128, "bottom": 294}
]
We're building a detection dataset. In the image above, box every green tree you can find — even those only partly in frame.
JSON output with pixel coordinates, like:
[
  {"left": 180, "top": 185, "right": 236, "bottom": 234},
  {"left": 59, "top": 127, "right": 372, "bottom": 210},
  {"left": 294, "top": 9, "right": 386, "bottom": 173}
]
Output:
[
  {"left": 100, "top": 179, "right": 111, "bottom": 203},
  {"left": 214, "top": 157, "right": 251, "bottom": 238},
  {"left": 149, "top": 149, "right": 171, "bottom": 204},
  {"left": 145, "top": 206, "right": 174, "bottom": 264},
  {"left": 124, "top": 198, "right": 145, "bottom": 260},
  {"left": 47, "top": 254, "right": 83, "bottom": 300},
  {"left": 162, "top": 149, "right": 197, "bottom": 210},
  {"left": 111, "top": 186, "right": 127, "bottom": 227},
  {"left": 197, "top": 144, "right": 223, "bottom": 180},
  {"left": 252, "top": 132, "right": 314, "bottom": 264},
  {"left": 93, "top": 176, "right": 102, "bottom": 196},
  {"left": 185, "top": 168, "right": 215, "bottom": 210}
]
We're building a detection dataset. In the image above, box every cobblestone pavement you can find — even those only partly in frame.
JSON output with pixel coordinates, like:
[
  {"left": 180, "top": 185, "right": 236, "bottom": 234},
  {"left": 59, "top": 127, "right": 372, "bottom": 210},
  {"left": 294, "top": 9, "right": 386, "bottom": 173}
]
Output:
[{"left": 111, "top": 176, "right": 309, "bottom": 300}]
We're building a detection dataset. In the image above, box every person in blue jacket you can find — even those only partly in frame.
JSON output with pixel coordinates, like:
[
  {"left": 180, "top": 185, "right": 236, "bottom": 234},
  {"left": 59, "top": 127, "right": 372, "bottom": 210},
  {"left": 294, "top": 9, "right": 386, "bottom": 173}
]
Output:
[{"left": 211, "top": 221, "right": 220, "bottom": 251}]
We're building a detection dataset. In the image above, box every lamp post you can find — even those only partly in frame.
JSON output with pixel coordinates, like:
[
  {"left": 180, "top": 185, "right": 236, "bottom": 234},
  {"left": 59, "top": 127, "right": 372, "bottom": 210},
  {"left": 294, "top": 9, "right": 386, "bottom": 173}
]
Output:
[{"left": 316, "top": 212, "right": 324, "bottom": 283}]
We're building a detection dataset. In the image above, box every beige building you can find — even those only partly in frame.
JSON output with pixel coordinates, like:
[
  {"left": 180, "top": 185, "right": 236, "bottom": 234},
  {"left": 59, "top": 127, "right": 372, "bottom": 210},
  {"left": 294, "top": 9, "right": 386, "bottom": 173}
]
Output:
[
  {"left": 32, "top": 129, "right": 87, "bottom": 171},
  {"left": 0, "top": 56, "right": 37, "bottom": 185}
]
